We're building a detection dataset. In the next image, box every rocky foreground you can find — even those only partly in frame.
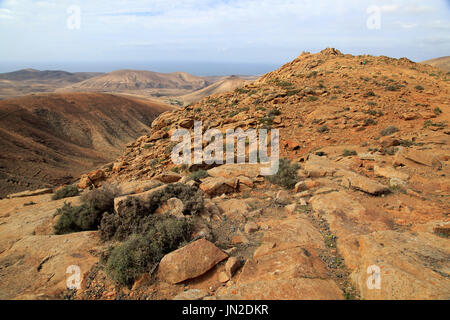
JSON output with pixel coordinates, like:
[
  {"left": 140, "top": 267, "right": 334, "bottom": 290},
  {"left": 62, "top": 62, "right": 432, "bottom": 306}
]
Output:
[{"left": 0, "top": 49, "right": 449, "bottom": 300}]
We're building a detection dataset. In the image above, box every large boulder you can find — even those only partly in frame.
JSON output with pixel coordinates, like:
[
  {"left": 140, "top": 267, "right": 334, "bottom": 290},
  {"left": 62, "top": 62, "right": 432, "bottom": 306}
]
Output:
[
  {"left": 338, "top": 170, "right": 390, "bottom": 195},
  {"left": 157, "top": 239, "right": 228, "bottom": 284},
  {"left": 199, "top": 177, "right": 238, "bottom": 197}
]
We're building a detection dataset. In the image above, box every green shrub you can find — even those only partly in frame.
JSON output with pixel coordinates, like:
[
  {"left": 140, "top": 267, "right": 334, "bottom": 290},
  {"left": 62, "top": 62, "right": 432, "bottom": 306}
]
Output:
[
  {"left": 434, "top": 107, "right": 442, "bottom": 115},
  {"left": 54, "top": 202, "right": 102, "bottom": 235},
  {"left": 385, "top": 85, "right": 398, "bottom": 91},
  {"left": 342, "top": 149, "right": 357, "bottom": 157},
  {"left": 188, "top": 170, "right": 209, "bottom": 181},
  {"left": 54, "top": 184, "right": 119, "bottom": 235},
  {"left": 415, "top": 85, "right": 424, "bottom": 91},
  {"left": 265, "top": 158, "right": 300, "bottom": 189},
  {"left": 267, "top": 108, "right": 281, "bottom": 117},
  {"left": 105, "top": 216, "right": 191, "bottom": 286},
  {"left": 380, "top": 126, "right": 399, "bottom": 136},
  {"left": 99, "top": 183, "right": 204, "bottom": 241},
  {"left": 317, "top": 125, "right": 329, "bottom": 133},
  {"left": 81, "top": 184, "right": 119, "bottom": 213},
  {"left": 306, "top": 96, "right": 318, "bottom": 102},
  {"left": 52, "top": 185, "right": 79, "bottom": 200}
]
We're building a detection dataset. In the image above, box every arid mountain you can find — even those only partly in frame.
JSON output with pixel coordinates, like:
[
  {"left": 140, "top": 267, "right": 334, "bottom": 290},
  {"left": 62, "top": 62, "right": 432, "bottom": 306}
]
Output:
[
  {"left": 0, "top": 69, "right": 103, "bottom": 99},
  {"left": 58, "top": 70, "right": 214, "bottom": 100},
  {"left": 1, "top": 49, "right": 449, "bottom": 301},
  {"left": 0, "top": 68, "right": 102, "bottom": 82},
  {"left": 178, "top": 75, "right": 257, "bottom": 105},
  {"left": 421, "top": 56, "right": 450, "bottom": 72},
  {"left": 0, "top": 92, "right": 173, "bottom": 197}
]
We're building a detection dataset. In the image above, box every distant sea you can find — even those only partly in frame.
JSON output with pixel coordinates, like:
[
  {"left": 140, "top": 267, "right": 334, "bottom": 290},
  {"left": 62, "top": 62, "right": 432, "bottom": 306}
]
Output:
[{"left": 0, "top": 61, "right": 281, "bottom": 77}]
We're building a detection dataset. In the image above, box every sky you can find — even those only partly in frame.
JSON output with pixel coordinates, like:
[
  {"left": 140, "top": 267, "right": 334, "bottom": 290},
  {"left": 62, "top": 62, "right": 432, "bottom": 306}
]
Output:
[{"left": 0, "top": 0, "right": 449, "bottom": 75}]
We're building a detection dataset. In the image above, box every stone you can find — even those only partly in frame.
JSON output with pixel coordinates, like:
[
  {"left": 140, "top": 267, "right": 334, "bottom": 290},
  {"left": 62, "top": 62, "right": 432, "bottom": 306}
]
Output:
[
  {"left": 339, "top": 170, "right": 390, "bottom": 195},
  {"left": 218, "top": 272, "right": 230, "bottom": 283},
  {"left": 285, "top": 203, "right": 297, "bottom": 214},
  {"left": 158, "top": 239, "right": 228, "bottom": 284},
  {"left": 310, "top": 191, "right": 366, "bottom": 220},
  {"left": 114, "top": 185, "right": 166, "bottom": 213},
  {"left": 275, "top": 190, "right": 290, "bottom": 204},
  {"left": 374, "top": 165, "right": 409, "bottom": 181},
  {"left": 207, "top": 164, "right": 262, "bottom": 180},
  {"left": 225, "top": 257, "right": 241, "bottom": 277},
  {"left": 149, "top": 130, "right": 168, "bottom": 142},
  {"left": 244, "top": 221, "right": 259, "bottom": 234},
  {"left": 351, "top": 231, "right": 450, "bottom": 300},
  {"left": 216, "top": 278, "right": 343, "bottom": 300},
  {"left": 380, "top": 137, "right": 400, "bottom": 148},
  {"left": 173, "top": 289, "right": 209, "bottom": 300},
  {"left": 155, "top": 198, "right": 185, "bottom": 218},
  {"left": 7, "top": 188, "right": 53, "bottom": 199},
  {"left": 199, "top": 177, "right": 238, "bottom": 197},
  {"left": 154, "top": 172, "right": 182, "bottom": 183},
  {"left": 389, "top": 178, "right": 407, "bottom": 190},
  {"left": 179, "top": 118, "right": 195, "bottom": 129},
  {"left": 294, "top": 180, "right": 320, "bottom": 192}
]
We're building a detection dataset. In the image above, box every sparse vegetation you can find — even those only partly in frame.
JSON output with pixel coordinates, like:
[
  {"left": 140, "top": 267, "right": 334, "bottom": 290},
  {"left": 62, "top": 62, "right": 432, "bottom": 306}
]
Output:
[
  {"left": 52, "top": 185, "right": 79, "bottom": 200},
  {"left": 188, "top": 169, "right": 209, "bottom": 181},
  {"left": 380, "top": 126, "right": 399, "bottom": 136},
  {"left": 317, "top": 125, "right": 329, "bottom": 133},
  {"left": 54, "top": 184, "right": 118, "bottom": 235},
  {"left": 306, "top": 96, "right": 318, "bottom": 102},
  {"left": 434, "top": 107, "right": 442, "bottom": 115},
  {"left": 342, "top": 149, "right": 357, "bottom": 157},
  {"left": 265, "top": 158, "right": 300, "bottom": 189},
  {"left": 105, "top": 216, "right": 191, "bottom": 286}
]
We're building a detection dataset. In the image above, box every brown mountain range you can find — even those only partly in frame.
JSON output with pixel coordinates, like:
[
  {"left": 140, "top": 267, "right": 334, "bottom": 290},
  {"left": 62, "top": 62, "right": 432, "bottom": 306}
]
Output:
[
  {"left": 0, "top": 69, "right": 103, "bottom": 99},
  {"left": 0, "top": 92, "right": 173, "bottom": 197}
]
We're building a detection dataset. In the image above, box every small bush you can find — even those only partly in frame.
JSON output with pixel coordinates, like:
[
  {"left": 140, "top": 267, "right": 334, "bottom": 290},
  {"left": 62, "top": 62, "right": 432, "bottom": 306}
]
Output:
[
  {"left": 52, "top": 185, "right": 79, "bottom": 200},
  {"left": 81, "top": 184, "right": 119, "bottom": 213},
  {"left": 306, "top": 96, "right": 318, "bottom": 102},
  {"left": 188, "top": 170, "right": 209, "bottom": 181},
  {"left": 265, "top": 158, "right": 300, "bottom": 189},
  {"left": 434, "top": 107, "right": 442, "bottom": 115},
  {"left": 100, "top": 183, "right": 204, "bottom": 241},
  {"left": 54, "top": 202, "right": 102, "bottom": 235},
  {"left": 105, "top": 216, "right": 191, "bottom": 286},
  {"left": 380, "top": 126, "right": 399, "bottom": 136},
  {"left": 317, "top": 125, "right": 329, "bottom": 133},
  {"left": 54, "top": 184, "right": 119, "bottom": 235},
  {"left": 342, "top": 149, "right": 357, "bottom": 157},
  {"left": 415, "top": 85, "right": 424, "bottom": 91},
  {"left": 267, "top": 108, "right": 281, "bottom": 117},
  {"left": 385, "top": 85, "right": 398, "bottom": 91}
]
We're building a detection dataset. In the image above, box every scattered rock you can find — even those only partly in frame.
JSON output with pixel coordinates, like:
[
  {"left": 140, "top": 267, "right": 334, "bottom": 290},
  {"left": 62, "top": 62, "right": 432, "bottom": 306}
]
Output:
[{"left": 158, "top": 239, "right": 228, "bottom": 284}]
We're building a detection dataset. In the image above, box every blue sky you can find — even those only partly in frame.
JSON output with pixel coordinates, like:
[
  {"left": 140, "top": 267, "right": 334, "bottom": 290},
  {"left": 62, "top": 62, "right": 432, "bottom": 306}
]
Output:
[{"left": 0, "top": 0, "right": 449, "bottom": 74}]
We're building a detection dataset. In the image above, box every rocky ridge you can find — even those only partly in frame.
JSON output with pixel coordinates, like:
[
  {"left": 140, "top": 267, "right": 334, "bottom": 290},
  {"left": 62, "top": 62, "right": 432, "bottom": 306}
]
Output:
[{"left": 0, "top": 49, "right": 449, "bottom": 300}]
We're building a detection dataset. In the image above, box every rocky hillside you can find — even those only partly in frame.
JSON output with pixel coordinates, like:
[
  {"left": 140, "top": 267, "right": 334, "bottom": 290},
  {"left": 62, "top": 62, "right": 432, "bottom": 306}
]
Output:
[
  {"left": 0, "top": 92, "right": 173, "bottom": 197},
  {"left": 0, "top": 49, "right": 448, "bottom": 300}
]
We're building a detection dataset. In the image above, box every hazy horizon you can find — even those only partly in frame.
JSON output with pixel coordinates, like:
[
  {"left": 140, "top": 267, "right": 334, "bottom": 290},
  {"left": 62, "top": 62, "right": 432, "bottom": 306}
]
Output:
[{"left": 1, "top": 0, "right": 449, "bottom": 76}]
